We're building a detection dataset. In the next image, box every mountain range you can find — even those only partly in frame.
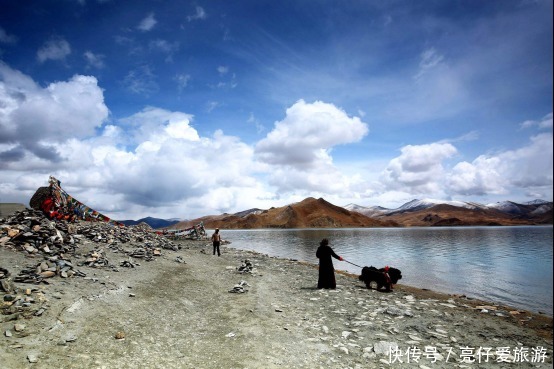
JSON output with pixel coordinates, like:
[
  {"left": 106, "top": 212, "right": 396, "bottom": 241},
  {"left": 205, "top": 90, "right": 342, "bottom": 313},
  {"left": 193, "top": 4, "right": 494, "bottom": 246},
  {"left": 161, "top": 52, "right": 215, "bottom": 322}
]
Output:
[
  {"left": 119, "top": 216, "right": 181, "bottom": 229},
  {"left": 163, "top": 197, "right": 552, "bottom": 230}
]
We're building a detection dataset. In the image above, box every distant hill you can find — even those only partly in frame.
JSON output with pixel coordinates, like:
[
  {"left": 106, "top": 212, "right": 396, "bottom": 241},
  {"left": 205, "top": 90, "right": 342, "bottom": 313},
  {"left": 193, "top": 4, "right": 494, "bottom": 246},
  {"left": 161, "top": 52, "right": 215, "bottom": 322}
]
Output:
[
  {"left": 348, "top": 198, "right": 553, "bottom": 227},
  {"left": 172, "top": 197, "right": 397, "bottom": 230},
  {"left": 171, "top": 197, "right": 552, "bottom": 229},
  {"left": 0, "top": 203, "right": 27, "bottom": 218},
  {"left": 119, "top": 217, "right": 181, "bottom": 229}
]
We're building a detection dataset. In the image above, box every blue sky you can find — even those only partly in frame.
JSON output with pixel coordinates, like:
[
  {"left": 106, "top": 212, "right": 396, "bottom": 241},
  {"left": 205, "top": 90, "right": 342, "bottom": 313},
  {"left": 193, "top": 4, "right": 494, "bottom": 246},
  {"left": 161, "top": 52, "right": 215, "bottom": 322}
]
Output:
[{"left": 0, "top": 0, "right": 552, "bottom": 220}]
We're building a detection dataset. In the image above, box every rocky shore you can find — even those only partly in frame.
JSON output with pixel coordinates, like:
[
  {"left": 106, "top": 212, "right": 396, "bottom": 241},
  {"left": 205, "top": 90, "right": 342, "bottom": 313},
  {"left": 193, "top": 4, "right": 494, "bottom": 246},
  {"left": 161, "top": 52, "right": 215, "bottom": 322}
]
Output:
[{"left": 1, "top": 209, "right": 552, "bottom": 368}]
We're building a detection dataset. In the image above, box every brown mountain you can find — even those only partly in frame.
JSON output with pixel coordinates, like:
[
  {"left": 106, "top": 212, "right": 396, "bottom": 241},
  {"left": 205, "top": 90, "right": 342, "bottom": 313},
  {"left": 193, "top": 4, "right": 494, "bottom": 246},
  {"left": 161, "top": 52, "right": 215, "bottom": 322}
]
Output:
[
  {"left": 378, "top": 203, "right": 553, "bottom": 227},
  {"left": 174, "top": 197, "right": 396, "bottom": 229},
  {"left": 169, "top": 198, "right": 552, "bottom": 230}
]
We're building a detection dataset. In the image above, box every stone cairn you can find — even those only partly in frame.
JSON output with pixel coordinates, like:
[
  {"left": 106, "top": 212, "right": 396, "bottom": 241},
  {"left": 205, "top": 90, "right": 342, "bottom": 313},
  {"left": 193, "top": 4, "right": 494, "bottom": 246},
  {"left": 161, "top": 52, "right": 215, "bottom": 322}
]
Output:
[{"left": 1, "top": 208, "right": 181, "bottom": 320}]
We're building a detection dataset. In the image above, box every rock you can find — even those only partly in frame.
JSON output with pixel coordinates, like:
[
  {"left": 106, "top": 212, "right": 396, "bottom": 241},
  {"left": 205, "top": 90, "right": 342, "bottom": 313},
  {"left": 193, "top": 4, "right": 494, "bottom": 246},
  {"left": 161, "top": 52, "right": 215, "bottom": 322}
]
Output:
[
  {"left": 24, "top": 245, "right": 37, "bottom": 253},
  {"left": 0, "top": 267, "right": 9, "bottom": 278},
  {"left": 40, "top": 270, "right": 56, "bottom": 278},
  {"left": 0, "top": 278, "right": 15, "bottom": 293},
  {"left": 5, "top": 330, "right": 12, "bottom": 337},
  {"left": 1, "top": 313, "right": 20, "bottom": 323},
  {"left": 385, "top": 306, "right": 412, "bottom": 317},
  {"left": 64, "top": 334, "right": 77, "bottom": 342},
  {"left": 114, "top": 331, "right": 125, "bottom": 340},
  {"left": 237, "top": 260, "right": 254, "bottom": 274},
  {"left": 229, "top": 280, "right": 250, "bottom": 293},
  {"left": 341, "top": 331, "right": 352, "bottom": 339},
  {"left": 373, "top": 341, "right": 398, "bottom": 355},
  {"left": 27, "top": 353, "right": 39, "bottom": 363},
  {"left": 339, "top": 346, "right": 349, "bottom": 355}
]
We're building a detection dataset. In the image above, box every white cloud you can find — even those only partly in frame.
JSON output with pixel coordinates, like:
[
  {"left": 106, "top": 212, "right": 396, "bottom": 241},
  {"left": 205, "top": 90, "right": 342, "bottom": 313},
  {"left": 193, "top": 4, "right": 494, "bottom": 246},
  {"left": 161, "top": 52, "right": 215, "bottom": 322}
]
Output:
[
  {"left": 1, "top": 62, "right": 551, "bottom": 219},
  {"left": 0, "top": 64, "right": 261, "bottom": 218},
  {"left": 37, "top": 38, "right": 71, "bottom": 63},
  {"left": 175, "top": 73, "right": 191, "bottom": 92},
  {"left": 73, "top": 127, "right": 258, "bottom": 214},
  {"left": 206, "top": 101, "right": 219, "bottom": 113},
  {"left": 123, "top": 65, "right": 158, "bottom": 96},
  {"left": 149, "top": 39, "right": 179, "bottom": 58},
  {"left": 255, "top": 100, "right": 368, "bottom": 168},
  {"left": 380, "top": 143, "right": 458, "bottom": 194},
  {"left": 0, "top": 63, "right": 108, "bottom": 162},
  {"left": 120, "top": 106, "right": 199, "bottom": 143},
  {"left": 247, "top": 113, "right": 264, "bottom": 134},
  {"left": 84, "top": 51, "right": 105, "bottom": 69},
  {"left": 187, "top": 6, "right": 206, "bottom": 22},
  {"left": 254, "top": 100, "right": 369, "bottom": 195},
  {"left": 520, "top": 112, "right": 553, "bottom": 130},
  {"left": 414, "top": 47, "right": 444, "bottom": 80},
  {"left": 447, "top": 157, "right": 507, "bottom": 196},
  {"left": 217, "top": 66, "right": 229, "bottom": 75},
  {"left": 137, "top": 13, "right": 157, "bottom": 31},
  {"left": 447, "top": 132, "right": 553, "bottom": 197}
]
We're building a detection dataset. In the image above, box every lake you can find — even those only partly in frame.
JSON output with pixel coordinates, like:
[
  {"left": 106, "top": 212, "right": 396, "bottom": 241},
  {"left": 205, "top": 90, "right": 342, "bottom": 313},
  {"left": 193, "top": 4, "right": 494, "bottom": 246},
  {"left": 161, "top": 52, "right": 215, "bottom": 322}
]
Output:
[{"left": 217, "top": 226, "right": 553, "bottom": 315}]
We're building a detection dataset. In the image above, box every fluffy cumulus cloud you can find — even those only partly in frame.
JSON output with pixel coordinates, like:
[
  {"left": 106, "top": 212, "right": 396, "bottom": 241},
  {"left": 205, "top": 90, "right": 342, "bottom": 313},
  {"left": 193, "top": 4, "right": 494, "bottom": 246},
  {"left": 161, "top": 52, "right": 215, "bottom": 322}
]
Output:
[
  {"left": 0, "top": 62, "right": 108, "bottom": 163},
  {"left": 447, "top": 157, "right": 506, "bottom": 196},
  {"left": 448, "top": 132, "right": 553, "bottom": 198},
  {"left": 254, "top": 100, "right": 369, "bottom": 194},
  {"left": 256, "top": 100, "right": 368, "bottom": 168},
  {"left": 48, "top": 109, "right": 259, "bottom": 216},
  {"left": 0, "top": 64, "right": 266, "bottom": 218},
  {"left": 1, "top": 62, "right": 551, "bottom": 219},
  {"left": 380, "top": 143, "right": 458, "bottom": 194}
]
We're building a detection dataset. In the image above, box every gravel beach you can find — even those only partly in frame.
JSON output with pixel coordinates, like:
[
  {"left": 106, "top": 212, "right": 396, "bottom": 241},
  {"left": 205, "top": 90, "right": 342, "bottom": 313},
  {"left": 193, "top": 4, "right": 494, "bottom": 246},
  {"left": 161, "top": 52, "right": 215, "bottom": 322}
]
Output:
[{"left": 1, "top": 231, "right": 552, "bottom": 369}]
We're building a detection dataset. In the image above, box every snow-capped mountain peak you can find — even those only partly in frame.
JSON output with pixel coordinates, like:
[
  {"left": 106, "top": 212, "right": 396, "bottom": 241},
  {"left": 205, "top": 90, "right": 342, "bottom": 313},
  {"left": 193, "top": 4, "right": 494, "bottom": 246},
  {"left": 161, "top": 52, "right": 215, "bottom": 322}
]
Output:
[{"left": 396, "top": 198, "right": 478, "bottom": 212}]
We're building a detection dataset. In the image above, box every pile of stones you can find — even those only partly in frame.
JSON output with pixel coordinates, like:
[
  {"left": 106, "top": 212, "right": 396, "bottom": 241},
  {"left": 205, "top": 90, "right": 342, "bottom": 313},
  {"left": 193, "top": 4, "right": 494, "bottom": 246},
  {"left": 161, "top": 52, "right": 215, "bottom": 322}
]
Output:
[
  {"left": 228, "top": 280, "right": 249, "bottom": 293},
  {"left": 237, "top": 259, "right": 254, "bottom": 274},
  {"left": 1, "top": 207, "right": 186, "bottom": 327},
  {"left": 0, "top": 208, "right": 181, "bottom": 285}
]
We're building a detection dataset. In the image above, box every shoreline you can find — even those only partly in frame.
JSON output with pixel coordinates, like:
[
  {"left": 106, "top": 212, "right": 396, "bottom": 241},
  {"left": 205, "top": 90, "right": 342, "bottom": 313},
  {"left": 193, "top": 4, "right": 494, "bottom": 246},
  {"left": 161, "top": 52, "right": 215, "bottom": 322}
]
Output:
[
  {"left": 243, "top": 249, "right": 553, "bottom": 341},
  {"left": 1, "top": 232, "right": 553, "bottom": 368},
  {"left": 220, "top": 237, "right": 553, "bottom": 319}
]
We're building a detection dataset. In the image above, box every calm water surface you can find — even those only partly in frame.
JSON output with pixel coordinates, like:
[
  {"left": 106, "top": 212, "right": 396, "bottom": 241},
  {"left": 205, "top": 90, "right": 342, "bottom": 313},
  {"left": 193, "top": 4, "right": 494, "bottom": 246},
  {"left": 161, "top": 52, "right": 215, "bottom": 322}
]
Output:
[{"left": 218, "top": 226, "right": 553, "bottom": 315}]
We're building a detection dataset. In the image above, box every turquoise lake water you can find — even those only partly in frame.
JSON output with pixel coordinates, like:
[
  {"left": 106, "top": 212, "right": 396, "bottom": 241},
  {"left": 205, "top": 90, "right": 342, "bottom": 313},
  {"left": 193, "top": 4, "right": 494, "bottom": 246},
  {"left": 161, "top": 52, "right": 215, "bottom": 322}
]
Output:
[{"left": 218, "top": 226, "right": 553, "bottom": 315}]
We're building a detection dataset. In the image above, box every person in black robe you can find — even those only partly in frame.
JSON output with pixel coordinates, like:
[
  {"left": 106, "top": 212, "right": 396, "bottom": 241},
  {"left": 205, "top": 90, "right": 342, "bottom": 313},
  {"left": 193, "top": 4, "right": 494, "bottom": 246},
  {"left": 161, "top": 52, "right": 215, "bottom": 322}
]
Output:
[{"left": 316, "top": 238, "right": 343, "bottom": 289}]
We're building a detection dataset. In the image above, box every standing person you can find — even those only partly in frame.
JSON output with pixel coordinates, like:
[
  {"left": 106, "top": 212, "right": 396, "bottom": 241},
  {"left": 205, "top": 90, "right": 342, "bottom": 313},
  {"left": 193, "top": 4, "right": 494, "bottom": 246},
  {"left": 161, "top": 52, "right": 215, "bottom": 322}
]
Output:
[
  {"left": 316, "top": 238, "right": 343, "bottom": 289},
  {"left": 211, "top": 228, "right": 221, "bottom": 256}
]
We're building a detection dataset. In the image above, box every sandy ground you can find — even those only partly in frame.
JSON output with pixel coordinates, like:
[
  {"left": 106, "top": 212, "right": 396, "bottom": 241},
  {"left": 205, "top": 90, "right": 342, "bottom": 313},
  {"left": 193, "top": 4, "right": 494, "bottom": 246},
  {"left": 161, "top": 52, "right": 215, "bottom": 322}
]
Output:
[{"left": 1, "top": 238, "right": 552, "bottom": 369}]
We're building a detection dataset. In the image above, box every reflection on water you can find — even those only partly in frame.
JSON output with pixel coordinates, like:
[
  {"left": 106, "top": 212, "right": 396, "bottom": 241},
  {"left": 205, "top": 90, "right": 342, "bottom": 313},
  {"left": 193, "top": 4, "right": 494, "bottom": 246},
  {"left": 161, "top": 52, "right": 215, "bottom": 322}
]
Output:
[{"left": 219, "top": 226, "right": 553, "bottom": 315}]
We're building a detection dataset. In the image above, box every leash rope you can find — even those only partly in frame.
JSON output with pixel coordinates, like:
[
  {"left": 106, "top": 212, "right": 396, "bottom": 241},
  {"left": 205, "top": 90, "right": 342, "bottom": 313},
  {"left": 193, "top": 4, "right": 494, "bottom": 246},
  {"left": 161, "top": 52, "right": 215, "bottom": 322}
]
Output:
[{"left": 342, "top": 259, "right": 363, "bottom": 268}]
